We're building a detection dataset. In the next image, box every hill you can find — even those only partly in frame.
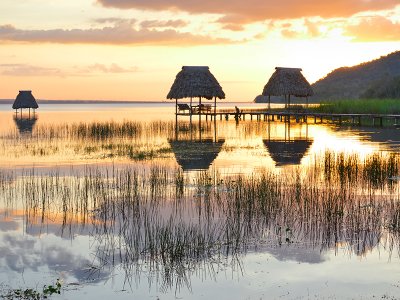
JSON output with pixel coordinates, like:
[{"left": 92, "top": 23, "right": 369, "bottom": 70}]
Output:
[{"left": 311, "top": 51, "right": 400, "bottom": 101}]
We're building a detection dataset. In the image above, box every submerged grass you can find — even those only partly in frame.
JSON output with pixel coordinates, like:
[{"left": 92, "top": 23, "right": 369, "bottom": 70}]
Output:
[{"left": 0, "top": 120, "right": 222, "bottom": 162}]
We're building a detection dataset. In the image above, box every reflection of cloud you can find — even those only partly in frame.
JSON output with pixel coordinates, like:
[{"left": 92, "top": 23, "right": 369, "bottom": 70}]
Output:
[
  {"left": 0, "top": 23, "right": 234, "bottom": 45},
  {"left": 97, "top": 0, "right": 399, "bottom": 24},
  {"left": 345, "top": 16, "right": 400, "bottom": 42},
  {"left": 266, "top": 245, "right": 325, "bottom": 264},
  {"left": 0, "top": 220, "right": 19, "bottom": 232},
  {"left": 0, "top": 234, "right": 108, "bottom": 282}
]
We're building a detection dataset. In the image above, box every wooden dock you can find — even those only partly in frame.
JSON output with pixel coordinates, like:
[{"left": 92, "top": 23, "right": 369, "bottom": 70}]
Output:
[{"left": 176, "top": 109, "right": 400, "bottom": 126}]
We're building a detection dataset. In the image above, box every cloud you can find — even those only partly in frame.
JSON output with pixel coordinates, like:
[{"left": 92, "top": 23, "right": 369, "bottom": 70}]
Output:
[
  {"left": 0, "top": 23, "right": 233, "bottom": 46},
  {"left": 278, "top": 19, "right": 324, "bottom": 39},
  {"left": 76, "top": 63, "right": 139, "bottom": 74},
  {"left": 140, "top": 19, "right": 188, "bottom": 29},
  {"left": 97, "top": 0, "right": 399, "bottom": 24},
  {"left": 345, "top": 16, "right": 400, "bottom": 41},
  {"left": 221, "top": 23, "right": 245, "bottom": 31},
  {"left": 0, "top": 64, "right": 64, "bottom": 77},
  {"left": 1, "top": 63, "right": 139, "bottom": 77}
]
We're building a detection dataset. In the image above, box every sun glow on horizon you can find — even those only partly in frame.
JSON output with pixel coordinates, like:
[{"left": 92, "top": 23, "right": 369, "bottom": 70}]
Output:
[{"left": 0, "top": 1, "right": 399, "bottom": 100}]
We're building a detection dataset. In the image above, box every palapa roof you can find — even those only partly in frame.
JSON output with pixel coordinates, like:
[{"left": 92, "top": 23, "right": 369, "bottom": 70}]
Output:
[
  {"left": 167, "top": 66, "right": 225, "bottom": 100},
  {"left": 12, "top": 90, "right": 39, "bottom": 109},
  {"left": 262, "top": 67, "right": 314, "bottom": 97},
  {"left": 169, "top": 138, "right": 224, "bottom": 171},
  {"left": 263, "top": 138, "right": 313, "bottom": 166}
]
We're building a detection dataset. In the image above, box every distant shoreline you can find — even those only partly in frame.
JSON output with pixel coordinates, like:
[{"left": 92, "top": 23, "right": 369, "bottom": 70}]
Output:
[
  {"left": 0, "top": 99, "right": 253, "bottom": 104},
  {"left": 0, "top": 99, "right": 170, "bottom": 104}
]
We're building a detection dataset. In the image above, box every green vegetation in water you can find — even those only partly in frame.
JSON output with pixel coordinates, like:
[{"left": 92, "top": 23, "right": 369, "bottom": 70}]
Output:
[
  {"left": 1, "top": 279, "right": 62, "bottom": 300},
  {"left": 312, "top": 99, "right": 400, "bottom": 114}
]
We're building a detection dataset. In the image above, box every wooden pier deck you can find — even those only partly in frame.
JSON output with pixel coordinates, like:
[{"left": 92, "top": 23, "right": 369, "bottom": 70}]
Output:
[{"left": 176, "top": 109, "right": 400, "bottom": 126}]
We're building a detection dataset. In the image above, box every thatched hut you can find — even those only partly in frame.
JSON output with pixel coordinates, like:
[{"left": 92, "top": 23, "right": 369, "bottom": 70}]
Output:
[
  {"left": 167, "top": 66, "right": 225, "bottom": 115},
  {"left": 12, "top": 90, "right": 39, "bottom": 113},
  {"left": 262, "top": 67, "right": 313, "bottom": 109},
  {"left": 169, "top": 138, "right": 224, "bottom": 171}
]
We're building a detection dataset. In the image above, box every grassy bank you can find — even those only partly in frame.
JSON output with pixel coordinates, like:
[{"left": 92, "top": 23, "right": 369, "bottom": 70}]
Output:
[{"left": 311, "top": 99, "right": 400, "bottom": 114}]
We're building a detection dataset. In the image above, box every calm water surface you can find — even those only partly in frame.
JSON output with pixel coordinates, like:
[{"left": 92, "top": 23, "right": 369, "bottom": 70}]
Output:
[{"left": 0, "top": 102, "right": 400, "bottom": 299}]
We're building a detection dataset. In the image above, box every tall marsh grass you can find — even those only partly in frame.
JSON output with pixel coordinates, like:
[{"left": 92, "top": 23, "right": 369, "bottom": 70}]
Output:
[
  {"left": 1, "top": 150, "right": 400, "bottom": 290},
  {"left": 313, "top": 99, "right": 400, "bottom": 114}
]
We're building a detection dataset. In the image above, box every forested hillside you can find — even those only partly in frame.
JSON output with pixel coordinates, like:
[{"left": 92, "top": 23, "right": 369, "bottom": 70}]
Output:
[{"left": 311, "top": 51, "right": 400, "bottom": 101}]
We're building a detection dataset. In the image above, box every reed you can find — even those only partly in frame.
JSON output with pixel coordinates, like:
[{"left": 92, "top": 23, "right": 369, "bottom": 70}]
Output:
[
  {"left": 312, "top": 99, "right": 400, "bottom": 114},
  {"left": 1, "top": 150, "right": 400, "bottom": 292}
]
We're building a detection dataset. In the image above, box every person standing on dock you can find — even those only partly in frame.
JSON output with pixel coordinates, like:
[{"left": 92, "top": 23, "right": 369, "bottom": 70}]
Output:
[{"left": 235, "top": 106, "right": 241, "bottom": 121}]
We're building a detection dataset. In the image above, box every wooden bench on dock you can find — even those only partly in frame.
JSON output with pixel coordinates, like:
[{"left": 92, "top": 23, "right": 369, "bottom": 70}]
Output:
[
  {"left": 177, "top": 103, "right": 191, "bottom": 113},
  {"left": 193, "top": 104, "right": 212, "bottom": 113}
]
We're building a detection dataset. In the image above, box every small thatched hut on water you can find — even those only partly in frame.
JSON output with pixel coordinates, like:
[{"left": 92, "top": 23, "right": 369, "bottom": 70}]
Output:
[
  {"left": 262, "top": 67, "right": 313, "bottom": 108},
  {"left": 12, "top": 90, "right": 39, "bottom": 112},
  {"left": 167, "top": 66, "right": 225, "bottom": 114}
]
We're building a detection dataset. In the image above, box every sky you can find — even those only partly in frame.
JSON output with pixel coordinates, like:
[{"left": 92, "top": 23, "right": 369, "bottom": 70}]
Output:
[{"left": 0, "top": 0, "right": 399, "bottom": 101}]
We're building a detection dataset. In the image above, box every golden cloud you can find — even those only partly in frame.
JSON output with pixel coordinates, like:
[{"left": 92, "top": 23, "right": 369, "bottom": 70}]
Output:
[
  {"left": 97, "top": 0, "right": 399, "bottom": 23},
  {"left": 0, "top": 23, "right": 234, "bottom": 45},
  {"left": 345, "top": 16, "right": 400, "bottom": 42}
]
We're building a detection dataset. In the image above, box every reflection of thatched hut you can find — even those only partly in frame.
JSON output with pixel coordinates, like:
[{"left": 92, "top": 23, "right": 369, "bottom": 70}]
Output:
[
  {"left": 263, "top": 138, "right": 313, "bottom": 166},
  {"left": 262, "top": 67, "right": 313, "bottom": 108},
  {"left": 13, "top": 115, "right": 38, "bottom": 134},
  {"left": 169, "top": 138, "right": 224, "bottom": 171},
  {"left": 12, "top": 91, "right": 39, "bottom": 111},
  {"left": 167, "top": 66, "right": 225, "bottom": 114}
]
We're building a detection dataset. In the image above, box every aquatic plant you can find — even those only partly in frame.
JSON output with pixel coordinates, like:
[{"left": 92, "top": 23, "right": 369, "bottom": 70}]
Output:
[
  {"left": 1, "top": 150, "right": 400, "bottom": 292},
  {"left": 1, "top": 279, "right": 62, "bottom": 300}
]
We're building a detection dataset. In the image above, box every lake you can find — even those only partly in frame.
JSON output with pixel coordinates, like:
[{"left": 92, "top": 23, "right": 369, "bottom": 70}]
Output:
[{"left": 0, "top": 102, "right": 400, "bottom": 299}]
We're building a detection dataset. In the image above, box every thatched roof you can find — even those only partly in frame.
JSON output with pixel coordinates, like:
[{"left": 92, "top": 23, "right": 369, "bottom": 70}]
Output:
[
  {"left": 169, "top": 138, "right": 224, "bottom": 171},
  {"left": 12, "top": 91, "right": 39, "bottom": 109},
  {"left": 263, "top": 138, "right": 313, "bottom": 166},
  {"left": 167, "top": 66, "right": 225, "bottom": 100},
  {"left": 262, "top": 67, "right": 313, "bottom": 97},
  {"left": 13, "top": 115, "right": 38, "bottom": 134}
]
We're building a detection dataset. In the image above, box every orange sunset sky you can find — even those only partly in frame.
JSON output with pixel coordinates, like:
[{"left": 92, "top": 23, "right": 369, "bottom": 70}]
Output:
[{"left": 0, "top": 0, "right": 400, "bottom": 101}]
